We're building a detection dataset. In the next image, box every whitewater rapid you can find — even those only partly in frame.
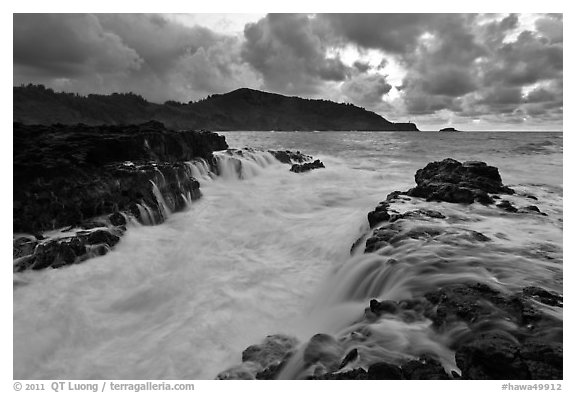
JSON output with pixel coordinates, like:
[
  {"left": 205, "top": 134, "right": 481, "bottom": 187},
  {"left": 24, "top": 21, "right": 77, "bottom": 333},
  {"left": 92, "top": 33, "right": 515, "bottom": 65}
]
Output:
[
  {"left": 13, "top": 132, "right": 563, "bottom": 380},
  {"left": 13, "top": 151, "right": 404, "bottom": 379}
]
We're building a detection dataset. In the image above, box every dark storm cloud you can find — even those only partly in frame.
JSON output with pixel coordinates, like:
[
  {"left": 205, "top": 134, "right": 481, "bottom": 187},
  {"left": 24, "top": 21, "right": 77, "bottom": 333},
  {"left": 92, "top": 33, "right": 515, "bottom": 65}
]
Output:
[
  {"left": 478, "top": 86, "right": 524, "bottom": 109},
  {"left": 525, "top": 85, "right": 560, "bottom": 104},
  {"left": 241, "top": 13, "right": 350, "bottom": 95},
  {"left": 96, "top": 14, "right": 221, "bottom": 73},
  {"left": 318, "top": 13, "right": 437, "bottom": 54},
  {"left": 420, "top": 68, "right": 478, "bottom": 97},
  {"left": 13, "top": 13, "right": 260, "bottom": 102},
  {"left": 483, "top": 30, "right": 562, "bottom": 87},
  {"left": 14, "top": 14, "right": 142, "bottom": 76}
]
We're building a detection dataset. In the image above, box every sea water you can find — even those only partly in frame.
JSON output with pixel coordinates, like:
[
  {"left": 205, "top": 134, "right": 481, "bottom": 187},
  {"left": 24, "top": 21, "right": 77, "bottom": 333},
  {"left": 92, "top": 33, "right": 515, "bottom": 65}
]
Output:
[{"left": 13, "top": 131, "right": 562, "bottom": 379}]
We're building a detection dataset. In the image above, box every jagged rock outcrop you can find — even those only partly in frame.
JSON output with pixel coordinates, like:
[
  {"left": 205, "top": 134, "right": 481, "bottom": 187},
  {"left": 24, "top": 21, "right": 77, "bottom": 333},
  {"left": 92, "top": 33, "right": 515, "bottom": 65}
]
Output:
[
  {"left": 14, "top": 121, "right": 227, "bottom": 233},
  {"left": 290, "top": 159, "right": 325, "bottom": 173},
  {"left": 14, "top": 226, "right": 124, "bottom": 272},
  {"left": 269, "top": 150, "right": 311, "bottom": 164},
  {"left": 13, "top": 121, "right": 228, "bottom": 271},
  {"left": 400, "top": 158, "right": 515, "bottom": 204},
  {"left": 367, "top": 283, "right": 563, "bottom": 380},
  {"left": 216, "top": 335, "right": 299, "bottom": 380}
]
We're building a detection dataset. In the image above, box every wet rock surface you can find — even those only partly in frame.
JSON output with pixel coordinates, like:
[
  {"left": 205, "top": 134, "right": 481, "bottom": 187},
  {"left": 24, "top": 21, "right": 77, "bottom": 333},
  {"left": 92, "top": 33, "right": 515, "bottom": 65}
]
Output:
[
  {"left": 14, "top": 121, "right": 227, "bottom": 233},
  {"left": 310, "top": 282, "right": 562, "bottom": 380},
  {"left": 13, "top": 121, "right": 228, "bottom": 271},
  {"left": 269, "top": 150, "right": 312, "bottom": 164},
  {"left": 216, "top": 334, "right": 299, "bottom": 380},
  {"left": 355, "top": 159, "right": 561, "bottom": 379},
  {"left": 290, "top": 159, "right": 325, "bottom": 173},
  {"left": 311, "top": 355, "right": 450, "bottom": 380},
  {"left": 405, "top": 158, "right": 514, "bottom": 204},
  {"left": 14, "top": 226, "right": 123, "bottom": 272}
]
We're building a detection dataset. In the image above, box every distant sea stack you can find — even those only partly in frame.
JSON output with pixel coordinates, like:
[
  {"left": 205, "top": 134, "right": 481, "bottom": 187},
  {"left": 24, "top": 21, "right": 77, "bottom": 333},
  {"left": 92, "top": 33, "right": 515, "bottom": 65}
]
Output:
[
  {"left": 439, "top": 127, "right": 461, "bottom": 132},
  {"left": 13, "top": 84, "right": 419, "bottom": 132}
]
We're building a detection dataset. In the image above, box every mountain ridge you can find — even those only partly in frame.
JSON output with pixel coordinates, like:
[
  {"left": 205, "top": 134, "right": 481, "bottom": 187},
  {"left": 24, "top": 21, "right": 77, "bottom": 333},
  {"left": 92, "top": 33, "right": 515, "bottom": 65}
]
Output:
[{"left": 13, "top": 84, "right": 419, "bottom": 131}]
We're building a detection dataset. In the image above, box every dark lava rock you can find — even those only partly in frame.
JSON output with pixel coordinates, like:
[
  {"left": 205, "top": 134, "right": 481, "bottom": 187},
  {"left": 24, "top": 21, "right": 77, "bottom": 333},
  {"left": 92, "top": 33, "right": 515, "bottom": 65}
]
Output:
[
  {"left": 367, "top": 202, "right": 391, "bottom": 227},
  {"left": 519, "top": 340, "right": 563, "bottom": 380},
  {"left": 217, "top": 334, "right": 299, "bottom": 380},
  {"left": 497, "top": 200, "right": 518, "bottom": 213},
  {"left": 303, "top": 333, "right": 344, "bottom": 372},
  {"left": 13, "top": 237, "right": 38, "bottom": 259},
  {"left": 420, "top": 282, "right": 562, "bottom": 379},
  {"left": 339, "top": 348, "right": 359, "bottom": 369},
  {"left": 390, "top": 208, "right": 446, "bottom": 222},
  {"left": 522, "top": 287, "right": 563, "bottom": 307},
  {"left": 13, "top": 122, "right": 225, "bottom": 270},
  {"left": 290, "top": 159, "right": 325, "bottom": 173},
  {"left": 365, "top": 222, "right": 444, "bottom": 252},
  {"left": 455, "top": 332, "right": 562, "bottom": 380},
  {"left": 15, "top": 160, "right": 202, "bottom": 234},
  {"left": 242, "top": 334, "right": 299, "bottom": 368},
  {"left": 367, "top": 298, "right": 429, "bottom": 324},
  {"left": 456, "top": 331, "right": 531, "bottom": 379},
  {"left": 401, "top": 355, "right": 450, "bottom": 379},
  {"left": 108, "top": 212, "right": 127, "bottom": 227},
  {"left": 523, "top": 205, "right": 541, "bottom": 213},
  {"left": 86, "top": 230, "right": 121, "bottom": 246},
  {"left": 406, "top": 158, "right": 514, "bottom": 204},
  {"left": 367, "top": 362, "right": 404, "bottom": 379},
  {"left": 369, "top": 299, "right": 399, "bottom": 314},
  {"left": 14, "top": 228, "right": 123, "bottom": 272},
  {"left": 310, "top": 368, "right": 369, "bottom": 380},
  {"left": 423, "top": 282, "right": 546, "bottom": 329},
  {"left": 386, "top": 190, "right": 408, "bottom": 202},
  {"left": 363, "top": 209, "right": 491, "bottom": 253},
  {"left": 269, "top": 150, "right": 312, "bottom": 164},
  {"left": 254, "top": 360, "right": 288, "bottom": 380},
  {"left": 310, "top": 356, "right": 449, "bottom": 380},
  {"left": 14, "top": 122, "right": 227, "bottom": 233},
  {"left": 519, "top": 205, "right": 546, "bottom": 215}
]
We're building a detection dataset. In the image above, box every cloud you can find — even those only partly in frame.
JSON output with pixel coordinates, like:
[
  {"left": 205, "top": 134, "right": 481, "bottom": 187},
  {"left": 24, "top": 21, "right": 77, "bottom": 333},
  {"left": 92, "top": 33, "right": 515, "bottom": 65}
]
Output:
[
  {"left": 482, "top": 30, "right": 562, "bottom": 87},
  {"left": 14, "top": 14, "right": 142, "bottom": 77},
  {"left": 13, "top": 13, "right": 563, "bottom": 129},
  {"left": 341, "top": 74, "right": 392, "bottom": 107},
  {"left": 535, "top": 14, "right": 563, "bottom": 44},
  {"left": 97, "top": 14, "right": 220, "bottom": 73},
  {"left": 318, "top": 13, "right": 438, "bottom": 54},
  {"left": 13, "top": 13, "right": 261, "bottom": 102},
  {"left": 241, "top": 13, "right": 350, "bottom": 95}
]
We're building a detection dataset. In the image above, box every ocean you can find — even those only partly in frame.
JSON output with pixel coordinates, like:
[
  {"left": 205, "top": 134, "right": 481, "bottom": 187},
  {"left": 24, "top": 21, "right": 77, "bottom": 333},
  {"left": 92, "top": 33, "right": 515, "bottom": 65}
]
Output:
[{"left": 13, "top": 131, "right": 563, "bottom": 380}]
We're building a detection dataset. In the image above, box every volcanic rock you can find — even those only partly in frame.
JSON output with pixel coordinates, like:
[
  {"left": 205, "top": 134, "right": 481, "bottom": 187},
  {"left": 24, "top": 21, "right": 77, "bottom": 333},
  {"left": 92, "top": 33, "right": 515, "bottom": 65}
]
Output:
[
  {"left": 406, "top": 158, "right": 514, "bottom": 204},
  {"left": 290, "top": 159, "right": 325, "bottom": 173},
  {"left": 269, "top": 150, "right": 312, "bottom": 164}
]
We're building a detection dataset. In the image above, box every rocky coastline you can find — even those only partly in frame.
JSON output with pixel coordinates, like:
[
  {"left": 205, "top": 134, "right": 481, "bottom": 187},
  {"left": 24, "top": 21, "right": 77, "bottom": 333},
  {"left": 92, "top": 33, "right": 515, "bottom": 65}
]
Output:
[
  {"left": 13, "top": 123, "right": 561, "bottom": 380},
  {"left": 13, "top": 122, "right": 320, "bottom": 272},
  {"left": 218, "top": 158, "right": 562, "bottom": 380}
]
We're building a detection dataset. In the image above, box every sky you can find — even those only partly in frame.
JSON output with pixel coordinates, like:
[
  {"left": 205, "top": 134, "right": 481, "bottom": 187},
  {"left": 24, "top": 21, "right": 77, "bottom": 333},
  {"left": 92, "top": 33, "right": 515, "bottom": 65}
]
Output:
[{"left": 13, "top": 13, "right": 563, "bottom": 131}]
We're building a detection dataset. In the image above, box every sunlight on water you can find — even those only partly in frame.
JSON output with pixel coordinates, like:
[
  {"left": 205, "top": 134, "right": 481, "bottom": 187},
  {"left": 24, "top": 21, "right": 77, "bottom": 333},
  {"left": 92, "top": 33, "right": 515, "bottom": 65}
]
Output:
[{"left": 13, "top": 132, "right": 562, "bottom": 379}]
